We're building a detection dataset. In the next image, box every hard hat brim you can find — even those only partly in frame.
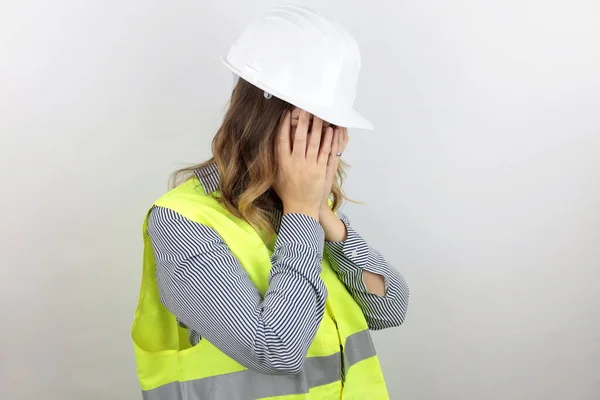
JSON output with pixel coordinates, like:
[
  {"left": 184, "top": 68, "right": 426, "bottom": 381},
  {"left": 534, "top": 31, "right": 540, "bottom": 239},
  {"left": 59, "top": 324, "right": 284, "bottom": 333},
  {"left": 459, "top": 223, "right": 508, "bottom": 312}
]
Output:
[{"left": 221, "top": 57, "right": 374, "bottom": 130}]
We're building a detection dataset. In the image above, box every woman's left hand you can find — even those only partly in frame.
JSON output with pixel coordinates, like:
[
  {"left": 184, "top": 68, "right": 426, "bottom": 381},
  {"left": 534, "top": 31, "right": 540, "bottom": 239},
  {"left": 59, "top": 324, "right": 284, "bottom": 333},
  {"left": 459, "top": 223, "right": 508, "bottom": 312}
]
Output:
[{"left": 321, "top": 127, "right": 349, "bottom": 211}]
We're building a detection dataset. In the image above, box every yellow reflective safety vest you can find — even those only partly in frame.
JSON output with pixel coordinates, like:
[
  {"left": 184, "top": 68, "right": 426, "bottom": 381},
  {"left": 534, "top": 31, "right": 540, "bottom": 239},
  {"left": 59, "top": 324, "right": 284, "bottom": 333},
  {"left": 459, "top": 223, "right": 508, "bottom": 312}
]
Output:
[{"left": 131, "top": 178, "right": 390, "bottom": 399}]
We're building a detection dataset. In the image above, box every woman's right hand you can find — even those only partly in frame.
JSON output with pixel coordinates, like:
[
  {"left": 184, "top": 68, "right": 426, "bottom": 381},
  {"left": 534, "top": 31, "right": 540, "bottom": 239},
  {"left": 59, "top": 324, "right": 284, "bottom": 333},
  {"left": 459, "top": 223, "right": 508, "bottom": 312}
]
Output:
[{"left": 274, "top": 109, "right": 334, "bottom": 221}]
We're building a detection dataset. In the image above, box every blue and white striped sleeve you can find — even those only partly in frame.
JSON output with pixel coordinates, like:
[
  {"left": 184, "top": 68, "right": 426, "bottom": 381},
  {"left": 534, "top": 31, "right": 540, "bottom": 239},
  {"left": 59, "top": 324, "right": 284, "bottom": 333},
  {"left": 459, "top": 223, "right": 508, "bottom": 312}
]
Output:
[
  {"left": 324, "top": 211, "right": 409, "bottom": 330},
  {"left": 147, "top": 206, "right": 327, "bottom": 374}
]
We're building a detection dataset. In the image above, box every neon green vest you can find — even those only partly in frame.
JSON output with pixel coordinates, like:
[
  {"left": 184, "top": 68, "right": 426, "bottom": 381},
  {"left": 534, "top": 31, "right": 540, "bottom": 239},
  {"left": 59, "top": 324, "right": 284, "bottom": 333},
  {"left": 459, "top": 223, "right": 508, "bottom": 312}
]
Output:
[{"left": 131, "top": 178, "right": 390, "bottom": 399}]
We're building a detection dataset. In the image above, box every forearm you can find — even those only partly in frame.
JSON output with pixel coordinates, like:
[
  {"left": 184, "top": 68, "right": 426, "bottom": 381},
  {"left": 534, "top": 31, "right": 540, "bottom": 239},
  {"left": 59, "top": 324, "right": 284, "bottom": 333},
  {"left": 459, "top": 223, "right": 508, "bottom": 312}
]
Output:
[
  {"left": 150, "top": 207, "right": 327, "bottom": 374},
  {"left": 260, "top": 213, "right": 328, "bottom": 370},
  {"left": 319, "top": 206, "right": 348, "bottom": 242},
  {"left": 323, "top": 210, "right": 410, "bottom": 329},
  {"left": 329, "top": 247, "right": 410, "bottom": 329},
  {"left": 320, "top": 207, "right": 386, "bottom": 295}
]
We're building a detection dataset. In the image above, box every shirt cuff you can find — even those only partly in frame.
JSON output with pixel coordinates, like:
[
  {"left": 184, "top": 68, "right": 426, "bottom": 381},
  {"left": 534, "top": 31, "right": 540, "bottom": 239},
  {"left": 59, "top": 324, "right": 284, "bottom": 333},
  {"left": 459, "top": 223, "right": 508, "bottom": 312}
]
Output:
[
  {"left": 325, "top": 213, "right": 367, "bottom": 266},
  {"left": 276, "top": 213, "right": 325, "bottom": 256}
]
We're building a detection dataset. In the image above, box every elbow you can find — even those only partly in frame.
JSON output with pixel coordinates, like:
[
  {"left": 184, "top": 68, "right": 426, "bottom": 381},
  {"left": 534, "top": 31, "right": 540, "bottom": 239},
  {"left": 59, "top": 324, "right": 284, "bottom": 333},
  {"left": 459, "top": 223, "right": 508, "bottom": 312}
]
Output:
[
  {"left": 387, "top": 279, "right": 410, "bottom": 328},
  {"left": 392, "top": 301, "right": 409, "bottom": 327},
  {"left": 246, "top": 343, "right": 308, "bottom": 375},
  {"left": 255, "top": 354, "right": 306, "bottom": 375},
  {"left": 269, "top": 360, "right": 305, "bottom": 375},
  {"left": 369, "top": 288, "right": 410, "bottom": 330},
  {"left": 369, "top": 306, "right": 408, "bottom": 330},
  {"left": 390, "top": 287, "right": 410, "bottom": 327}
]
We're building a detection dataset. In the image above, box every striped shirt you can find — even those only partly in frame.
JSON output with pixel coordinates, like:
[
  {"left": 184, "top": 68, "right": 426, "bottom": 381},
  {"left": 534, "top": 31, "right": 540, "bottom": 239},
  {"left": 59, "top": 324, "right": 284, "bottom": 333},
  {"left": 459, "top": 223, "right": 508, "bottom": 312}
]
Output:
[{"left": 148, "top": 163, "right": 409, "bottom": 374}]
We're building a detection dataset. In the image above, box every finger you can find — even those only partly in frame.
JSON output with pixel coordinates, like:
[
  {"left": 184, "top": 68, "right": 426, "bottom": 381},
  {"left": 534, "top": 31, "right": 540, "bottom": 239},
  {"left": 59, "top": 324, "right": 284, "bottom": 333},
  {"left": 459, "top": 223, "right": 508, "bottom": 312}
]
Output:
[
  {"left": 336, "top": 127, "right": 348, "bottom": 155},
  {"left": 306, "top": 116, "right": 323, "bottom": 162},
  {"left": 291, "top": 108, "right": 300, "bottom": 127},
  {"left": 293, "top": 110, "right": 309, "bottom": 158},
  {"left": 277, "top": 110, "right": 292, "bottom": 156},
  {"left": 329, "top": 128, "right": 340, "bottom": 165},
  {"left": 342, "top": 128, "right": 349, "bottom": 151},
  {"left": 318, "top": 126, "right": 334, "bottom": 165},
  {"left": 328, "top": 129, "right": 342, "bottom": 172},
  {"left": 291, "top": 107, "right": 301, "bottom": 120}
]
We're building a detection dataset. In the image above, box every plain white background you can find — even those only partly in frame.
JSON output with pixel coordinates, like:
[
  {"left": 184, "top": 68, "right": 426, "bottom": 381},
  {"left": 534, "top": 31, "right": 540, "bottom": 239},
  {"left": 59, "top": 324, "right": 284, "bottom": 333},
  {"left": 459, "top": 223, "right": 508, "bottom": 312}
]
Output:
[{"left": 1, "top": 1, "right": 599, "bottom": 399}]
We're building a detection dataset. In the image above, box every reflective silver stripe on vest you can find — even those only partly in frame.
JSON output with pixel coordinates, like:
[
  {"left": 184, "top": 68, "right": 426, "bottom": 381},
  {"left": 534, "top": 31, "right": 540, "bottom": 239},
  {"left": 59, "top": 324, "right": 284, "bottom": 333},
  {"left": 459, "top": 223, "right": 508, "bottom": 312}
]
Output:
[
  {"left": 343, "top": 329, "right": 377, "bottom": 373},
  {"left": 142, "top": 330, "right": 376, "bottom": 400}
]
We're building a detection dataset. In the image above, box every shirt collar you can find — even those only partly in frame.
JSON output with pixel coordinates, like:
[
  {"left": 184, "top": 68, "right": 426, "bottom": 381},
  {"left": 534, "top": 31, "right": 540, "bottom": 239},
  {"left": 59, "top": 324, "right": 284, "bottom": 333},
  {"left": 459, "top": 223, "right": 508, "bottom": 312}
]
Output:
[{"left": 193, "top": 162, "right": 221, "bottom": 194}]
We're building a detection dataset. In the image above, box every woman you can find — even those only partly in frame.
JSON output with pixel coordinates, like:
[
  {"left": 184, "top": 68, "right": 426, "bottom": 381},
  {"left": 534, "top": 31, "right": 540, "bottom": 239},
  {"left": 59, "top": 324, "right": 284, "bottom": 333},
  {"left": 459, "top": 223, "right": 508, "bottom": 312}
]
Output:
[{"left": 131, "top": 5, "right": 409, "bottom": 400}]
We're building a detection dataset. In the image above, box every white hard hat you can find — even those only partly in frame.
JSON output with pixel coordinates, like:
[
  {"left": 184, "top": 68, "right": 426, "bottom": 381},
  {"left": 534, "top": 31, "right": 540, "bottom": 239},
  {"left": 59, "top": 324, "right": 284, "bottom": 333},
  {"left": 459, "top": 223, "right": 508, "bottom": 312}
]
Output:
[{"left": 222, "top": 5, "right": 373, "bottom": 130}]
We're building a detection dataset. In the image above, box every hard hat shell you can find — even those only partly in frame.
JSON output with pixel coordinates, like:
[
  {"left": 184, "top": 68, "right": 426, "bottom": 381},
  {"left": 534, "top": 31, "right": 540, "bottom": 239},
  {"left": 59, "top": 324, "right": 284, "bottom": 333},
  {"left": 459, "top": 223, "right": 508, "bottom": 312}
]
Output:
[{"left": 222, "top": 5, "right": 373, "bottom": 130}]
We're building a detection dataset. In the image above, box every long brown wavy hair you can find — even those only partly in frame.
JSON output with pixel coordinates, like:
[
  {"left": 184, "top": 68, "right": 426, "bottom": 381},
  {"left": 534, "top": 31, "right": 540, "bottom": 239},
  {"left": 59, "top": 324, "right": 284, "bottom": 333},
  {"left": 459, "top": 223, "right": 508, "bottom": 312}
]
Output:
[{"left": 172, "top": 78, "right": 348, "bottom": 235}]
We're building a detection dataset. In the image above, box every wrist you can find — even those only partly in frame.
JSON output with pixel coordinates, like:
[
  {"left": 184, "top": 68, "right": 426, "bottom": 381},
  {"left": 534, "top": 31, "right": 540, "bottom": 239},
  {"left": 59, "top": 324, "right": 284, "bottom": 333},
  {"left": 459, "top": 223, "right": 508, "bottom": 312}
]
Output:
[
  {"left": 320, "top": 209, "right": 348, "bottom": 242},
  {"left": 320, "top": 200, "right": 333, "bottom": 213},
  {"left": 283, "top": 203, "right": 320, "bottom": 221}
]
